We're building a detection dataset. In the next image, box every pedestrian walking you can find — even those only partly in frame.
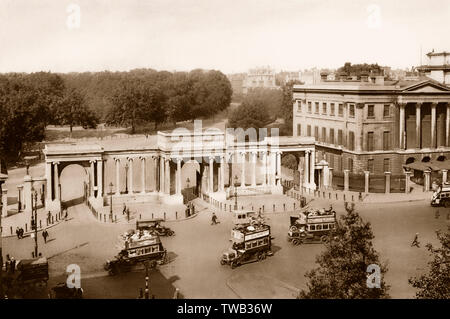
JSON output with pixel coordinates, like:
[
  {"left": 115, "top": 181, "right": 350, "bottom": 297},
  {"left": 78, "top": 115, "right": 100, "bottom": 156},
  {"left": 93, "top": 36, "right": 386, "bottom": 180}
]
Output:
[
  {"left": 411, "top": 233, "right": 420, "bottom": 248},
  {"left": 122, "top": 203, "right": 127, "bottom": 215},
  {"left": 10, "top": 257, "right": 16, "bottom": 274},
  {"left": 5, "top": 254, "right": 11, "bottom": 273},
  {"left": 211, "top": 212, "right": 219, "bottom": 225},
  {"left": 42, "top": 229, "right": 49, "bottom": 243},
  {"left": 16, "top": 227, "right": 20, "bottom": 239}
]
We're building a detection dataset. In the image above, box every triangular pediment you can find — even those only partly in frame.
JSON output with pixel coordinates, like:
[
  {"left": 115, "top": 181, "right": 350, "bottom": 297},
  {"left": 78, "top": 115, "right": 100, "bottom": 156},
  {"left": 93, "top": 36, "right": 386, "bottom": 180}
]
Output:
[{"left": 402, "top": 80, "right": 450, "bottom": 93}]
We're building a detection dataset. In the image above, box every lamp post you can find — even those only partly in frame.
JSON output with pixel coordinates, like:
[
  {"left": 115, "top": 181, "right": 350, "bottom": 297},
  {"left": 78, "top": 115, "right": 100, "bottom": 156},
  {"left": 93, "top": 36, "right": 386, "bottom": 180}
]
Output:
[
  {"left": 109, "top": 182, "right": 113, "bottom": 222},
  {"left": 32, "top": 188, "right": 38, "bottom": 258},
  {"left": 124, "top": 162, "right": 129, "bottom": 194},
  {"left": 234, "top": 175, "right": 238, "bottom": 210}
]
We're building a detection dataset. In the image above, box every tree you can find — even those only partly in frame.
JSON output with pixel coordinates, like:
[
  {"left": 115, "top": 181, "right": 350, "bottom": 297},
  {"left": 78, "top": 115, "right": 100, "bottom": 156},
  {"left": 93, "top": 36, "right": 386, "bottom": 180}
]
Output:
[
  {"left": 228, "top": 94, "right": 272, "bottom": 132},
  {"left": 53, "top": 88, "right": 98, "bottom": 134},
  {"left": 279, "top": 80, "right": 303, "bottom": 136},
  {"left": 106, "top": 76, "right": 167, "bottom": 133},
  {"left": 408, "top": 227, "right": 450, "bottom": 299},
  {"left": 299, "top": 204, "right": 390, "bottom": 299}
]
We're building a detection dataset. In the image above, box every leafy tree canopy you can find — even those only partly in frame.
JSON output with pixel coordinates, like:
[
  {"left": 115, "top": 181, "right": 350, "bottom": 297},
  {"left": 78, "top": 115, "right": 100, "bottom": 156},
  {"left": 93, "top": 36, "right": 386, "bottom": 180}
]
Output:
[{"left": 299, "top": 204, "right": 390, "bottom": 299}]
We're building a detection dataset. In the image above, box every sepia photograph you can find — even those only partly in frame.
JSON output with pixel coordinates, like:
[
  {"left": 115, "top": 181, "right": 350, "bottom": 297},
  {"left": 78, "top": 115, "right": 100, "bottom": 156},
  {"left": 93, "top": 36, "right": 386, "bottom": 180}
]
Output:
[{"left": 0, "top": 0, "right": 449, "bottom": 308}]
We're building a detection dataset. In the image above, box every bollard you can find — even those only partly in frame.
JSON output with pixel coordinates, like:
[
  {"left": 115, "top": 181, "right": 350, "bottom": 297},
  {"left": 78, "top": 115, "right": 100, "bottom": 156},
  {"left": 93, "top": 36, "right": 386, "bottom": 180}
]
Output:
[
  {"left": 273, "top": 204, "right": 275, "bottom": 212},
  {"left": 263, "top": 205, "right": 265, "bottom": 212},
  {"left": 343, "top": 194, "right": 346, "bottom": 201},
  {"left": 176, "top": 211, "right": 178, "bottom": 219},
  {"left": 140, "top": 214, "right": 142, "bottom": 219},
  {"left": 336, "top": 193, "right": 338, "bottom": 200},
  {"left": 10, "top": 226, "right": 13, "bottom": 235},
  {"left": 352, "top": 195, "right": 354, "bottom": 202},
  {"left": 241, "top": 206, "right": 243, "bottom": 210},
  {"left": 283, "top": 203, "right": 285, "bottom": 211},
  {"left": 25, "top": 224, "right": 28, "bottom": 232},
  {"left": 294, "top": 203, "right": 296, "bottom": 210},
  {"left": 329, "top": 193, "right": 331, "bottom": 199},
  {"left": 51, "top": 215, "right": 54, "bottom": 224},
  {"left": 164, "top": 212, "right": 166, "bottom": 220},
  {"left": 115, "top": 215, "right": 117, "bottom": 222},
  {"left": 152, "top": 213, "right": 154, "bottom": 219},
  {"left": 99, "top": 213, "right": 102, "bottom": 221},
  {"left": 39, "top": 220, "right": 42, "bottom": 229},
  {"left": 252, "top": 206, "right": 254, "bottom": 211}
]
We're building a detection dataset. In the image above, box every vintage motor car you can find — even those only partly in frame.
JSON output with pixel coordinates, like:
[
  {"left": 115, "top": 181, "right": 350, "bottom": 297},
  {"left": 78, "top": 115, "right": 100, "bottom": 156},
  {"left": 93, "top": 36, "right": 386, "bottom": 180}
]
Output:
[
  {"left": 50, "top": 283, "right": 83, "bottom": 299},
  {"left": 136, "top": 218, "right": 175, "bottom": 236}
]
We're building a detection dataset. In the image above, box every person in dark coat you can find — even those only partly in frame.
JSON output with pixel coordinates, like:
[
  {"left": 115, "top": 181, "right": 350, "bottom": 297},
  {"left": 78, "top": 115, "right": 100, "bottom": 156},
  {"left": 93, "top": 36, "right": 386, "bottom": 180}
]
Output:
[
  {"left": 42, "top": 229, "right": 49, "bottom": 243},
  {"left": 411, "top": 233, "right": 420, "bottom": 248}
]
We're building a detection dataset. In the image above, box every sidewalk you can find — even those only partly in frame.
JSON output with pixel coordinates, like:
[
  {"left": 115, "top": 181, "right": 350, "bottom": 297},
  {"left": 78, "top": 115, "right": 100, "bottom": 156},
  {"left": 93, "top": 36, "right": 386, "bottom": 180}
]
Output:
[
  {"left": 287, "top": 185, "right": 431, "bottom": 205},
  {"left": 1, "top": 207, "right": 64, "bottom": 238}
]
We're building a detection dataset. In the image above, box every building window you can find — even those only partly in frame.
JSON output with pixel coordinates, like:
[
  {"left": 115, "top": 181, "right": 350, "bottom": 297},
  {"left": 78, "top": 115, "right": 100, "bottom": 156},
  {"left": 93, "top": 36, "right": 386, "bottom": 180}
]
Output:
[
  {"left": 338, "top": 104, "right": 344, "bottom": 117},
  {"left": 338, "top": 129, "right": 343, "bottom": 146},
  {"left": 349, "top": 104, "right": 355, "bottom": 118},
  {"left": 308, "top": 102, "right": 312, "bottom": 113},
  {"left": 338, "top": 157, "right": 343, "bottom": 172},
  {"left": 322, "top": 127, "right": 326, "bottom": 142},
  {"left": 314, "top": 126, "right": 319, "bottom": 140},
  {"left": 315, "top": 102, "right": 319, "bottom": 114},
  {"left": 297, "top": 124, "right": 301, "bottom": 136},
  {"left": 307, "top": 125, "right": 311, "bottom": 136},
  {"left": 329, "top": 154, "right": 334, "bottom": 169},
  {"left": 368, "top": 159, "right": 374, "bottom": 174},
  {"left": 322, "top": 102, "right": 327, "bottom": 115},
  {"left": 348, "top": 158, "right": 353, "bottom": 172},
  {"left": 330, "top": 103, "right": 335, "bottom": 116},
  {"left": 329, "top": 128, "right": 335, "bottom": 144},
  {"left": 367, "top": 105, "right": 375, "bottom": 119},
  {"left": 297, "top": 102, "right": 302, "bottom": 113},
  {"left": 348, "top": 131, "right": 355, "bottom": 151},
  {"left": 367, "top": 132, "right": 374, "bottom": 151},
  {"left": 383, "top": 104, "right": 390, "bottom": 117},
  {"left": 383, "top": 158, "right": 390, "bottom": 172},
  {"left": 383, "top": 131, "right": 390, "bottom": 150}
]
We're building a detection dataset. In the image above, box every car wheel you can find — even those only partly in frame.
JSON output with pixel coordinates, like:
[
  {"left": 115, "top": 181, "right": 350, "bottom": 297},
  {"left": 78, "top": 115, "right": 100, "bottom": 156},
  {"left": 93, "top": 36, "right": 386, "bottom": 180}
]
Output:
[
  {"left": 289, "top": 226, "right": 298, "bottom": 232},
  {"left": 321, "top": 235, "right": 329, "bottom": 243},
  {"left": 220, "top": 259, "right": 226, "bottom": 265},
  {"left": 230, "top": 262, "right": 236, "bottom": 269},
  {"left": 292, "top": 239, "right": 300, "bottom": 245}
]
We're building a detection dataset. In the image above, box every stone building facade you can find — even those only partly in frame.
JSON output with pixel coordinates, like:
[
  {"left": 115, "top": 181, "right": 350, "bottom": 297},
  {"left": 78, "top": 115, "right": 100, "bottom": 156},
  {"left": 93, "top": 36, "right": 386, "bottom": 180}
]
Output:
[{"left": 292, "top": 78, "right": 450, "bottom": 179}]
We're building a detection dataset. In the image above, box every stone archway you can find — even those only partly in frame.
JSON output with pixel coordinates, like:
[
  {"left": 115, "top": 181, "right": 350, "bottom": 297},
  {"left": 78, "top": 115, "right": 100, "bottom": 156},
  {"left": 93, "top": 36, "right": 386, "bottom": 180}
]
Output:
[
  {"left": 59, "top": 163, "right": 89, "bottom": 207},
  {"left": 181, "top": 160, "right": 201, "bottom": 197}
]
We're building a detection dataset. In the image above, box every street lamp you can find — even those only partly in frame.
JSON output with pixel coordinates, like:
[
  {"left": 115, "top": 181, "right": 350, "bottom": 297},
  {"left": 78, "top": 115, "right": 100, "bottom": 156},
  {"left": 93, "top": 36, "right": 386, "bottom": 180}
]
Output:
[
  {"left": 186, "top": 177, "right": 190, "bottom": 189},
  {"left": 124, "top": 162, "right": 129, "bottom": 194},
  {"left": 32, "top": 188, "right": 38, "bottom": 258},
  {"left": 109, "top": 182, "right": 113, "bottom": 222},
  {"left": 234, "top": 175, "right": 238, "bottom": 210}
]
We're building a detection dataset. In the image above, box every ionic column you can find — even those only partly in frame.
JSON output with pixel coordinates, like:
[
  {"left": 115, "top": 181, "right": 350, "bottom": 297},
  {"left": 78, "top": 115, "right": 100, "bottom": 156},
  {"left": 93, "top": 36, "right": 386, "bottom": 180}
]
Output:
[
  {"left": 399, "top": 103, "right": 406, "bottom": 149},
  {"left": 344, "top": 169, "right": 349, "bottom": 191},
  {"left": 431, "top": 102, "right": 437, "bottom": 148},
  {"left": 446, "top": 104, "right": 450, "bottom": 147},
  {"left": 154, "top": 156, "right": 159, "bottom": 192},
  {"left": 127, "top": 157, "right": 134, "bottom": 194},
  {"left": 276, "top": 151, "right": 282, "bottom": 186},
  {"left": 385, "top": 171, "right": 391, "bottom": 194},
  {"left": 114, "top": 158, "right": 121, "bottom": 195},
  {"left": 45, "top": 162, "right": 52, "bottom": 201},
  {"left": 97, "top": 160, "right": 103, "bottom": 198},
  {"left": 176, "top": 157, "right": 182, "bottom": 195},
  {"left": 54, "top": 162, "right": 60, "bottom": 200},
  {"left": 262, "top": 151, "right": 268, "bottom": 185},
  {"left": 209, "top": 156, "right": 214, "bottom": 193},
  {"left": 310, "top": 150, "right": 315, "bottom": 187},
  {"left": 140, "top": 157, "right": 146, "bottom": 194},
  {"left": 241, "top": 152, "right": 246, "bottom": 188},
  {"left": 251, "top": 152, "right": 257, "bottom": 186},
  {"left": 329, "top": 167, "right": 333, "bottom": 190},
  {"left": 220, "top": 155, "right": 225, "bottom": 191},
  {"left": 364, "top": 171, "right": 370, "bottom": 193},
  {"left": 165, "top": 158, "right": 170, "bottom": 194},
  {"left": 159, "top": 156, "right": 165, "bottom": 194},
  {"left": 416, "top": 103, "right": 421, "bottom": 149},
  {"left": 2, "top": 188, "right": 7, "bottom": 217},
  {"left": 304, "top": 151, "right": 310, "bottom": 184},
  {"left": 89, "top": 160, "right": 95, "bottom": 197},
  {"left": 442, "top": 169, "right": 448, "bottom": 184}
]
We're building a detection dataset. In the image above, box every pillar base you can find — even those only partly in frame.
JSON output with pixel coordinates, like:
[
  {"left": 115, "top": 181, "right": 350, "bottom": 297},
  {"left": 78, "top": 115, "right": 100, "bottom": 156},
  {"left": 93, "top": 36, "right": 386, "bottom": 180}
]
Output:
[
  {"left": 211, "top": 191, "right": 227, "bottom": 202},
  {"left": 271, "top": 184, "right": 283, "bottom": 195},
  {"left": 161, "top": 194, "right": 183, "bottom": 205},
  {"left": 90, "top": 196, "right": 105, "bottom": 209}
]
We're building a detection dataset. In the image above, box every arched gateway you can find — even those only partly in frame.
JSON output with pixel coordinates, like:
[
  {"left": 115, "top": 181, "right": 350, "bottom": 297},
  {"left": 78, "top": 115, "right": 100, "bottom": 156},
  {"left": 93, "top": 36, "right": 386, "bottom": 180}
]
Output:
[{"left": 42, "top": 130, "right": 321, "bottom": 212}]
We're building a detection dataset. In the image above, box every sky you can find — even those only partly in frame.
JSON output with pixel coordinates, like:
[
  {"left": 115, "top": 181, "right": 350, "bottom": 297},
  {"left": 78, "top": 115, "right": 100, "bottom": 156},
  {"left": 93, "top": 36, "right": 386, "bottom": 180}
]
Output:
[{"left": 0, "top": 0, "right": 449, "bottom": 74}]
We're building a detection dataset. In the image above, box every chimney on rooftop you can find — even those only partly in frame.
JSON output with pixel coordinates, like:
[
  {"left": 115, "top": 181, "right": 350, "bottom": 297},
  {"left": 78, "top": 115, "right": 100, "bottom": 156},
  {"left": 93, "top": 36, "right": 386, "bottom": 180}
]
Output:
[
  {"left": 320, "top": 72, "right": 329, "bottom": 82},
  {"left": 374, "top": 75, "right": 384, "bottom": 85}
]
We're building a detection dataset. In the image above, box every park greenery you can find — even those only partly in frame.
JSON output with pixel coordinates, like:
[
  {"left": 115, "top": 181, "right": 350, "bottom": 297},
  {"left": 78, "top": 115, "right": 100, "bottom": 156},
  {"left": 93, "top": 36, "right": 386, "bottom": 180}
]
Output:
[
  {"left": 0, "top": 69, "right": 232, "bottom": 162},
  {"left": 408, "top": 227, "right": 450, "bottom": 299},
  {"left": 337, "top": 62, "right": 384, "bottom": 77},
  {"left": 299, "top": 203, "right": 390, "bottom": 299}
]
